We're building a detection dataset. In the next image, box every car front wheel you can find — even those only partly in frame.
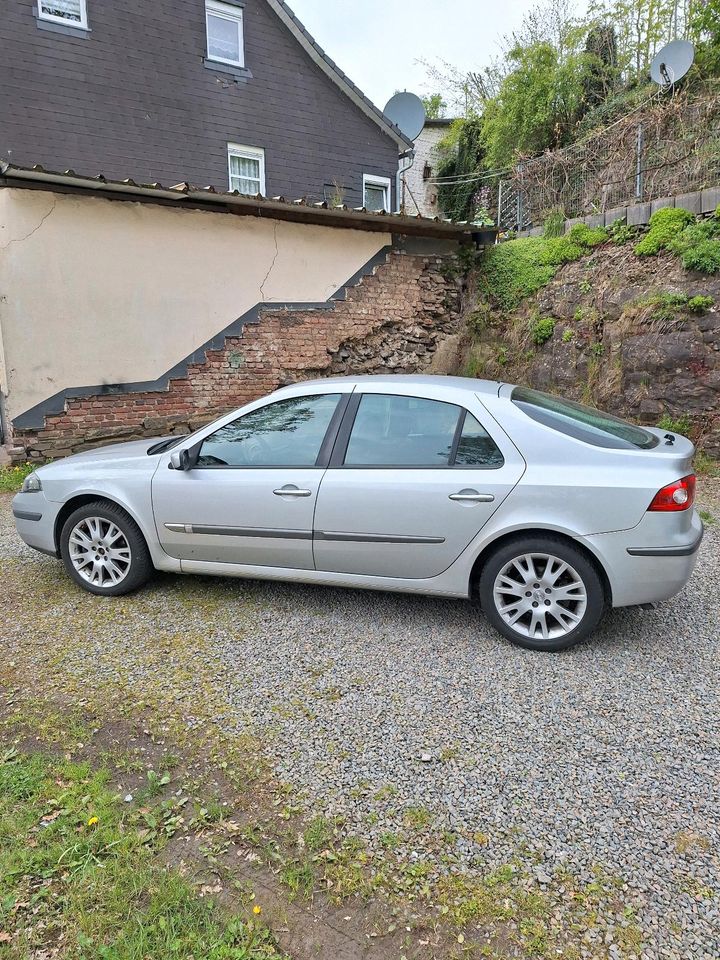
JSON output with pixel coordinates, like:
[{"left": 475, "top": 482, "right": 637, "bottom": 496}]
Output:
[
  {"left": 60, "top": 501, "right": 153, "bottom": 596},
  {"left": 479, "top": 536, "right": 605, "bottom": 652}
]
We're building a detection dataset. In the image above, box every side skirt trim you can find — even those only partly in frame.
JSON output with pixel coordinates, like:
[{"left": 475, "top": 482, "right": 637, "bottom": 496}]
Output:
[
  {"left": 315, "top": 531, "right": 445, "bottom": 545},
  {"left": 165, "top": 523, "right": 312, "bottom": 540}
]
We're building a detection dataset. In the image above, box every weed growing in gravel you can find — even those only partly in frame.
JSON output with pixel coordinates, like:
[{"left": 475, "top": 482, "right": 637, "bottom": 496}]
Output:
[
  {"left": 0, "top": 750, "right": 286, "bottom": 958},
  {"left": 699, "top": 510, "right": 716, "bottom": 525},
  {"left": 0, "top": 462, "right": 42, "bottom": 493},
  {"left": 403, "top": 806, "right": 432, "bottom": 830}
]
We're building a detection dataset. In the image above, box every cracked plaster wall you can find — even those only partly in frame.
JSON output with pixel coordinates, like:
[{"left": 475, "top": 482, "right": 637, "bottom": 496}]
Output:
[{"left": 0, "top": 188, "right": 389, "bottom": 424}]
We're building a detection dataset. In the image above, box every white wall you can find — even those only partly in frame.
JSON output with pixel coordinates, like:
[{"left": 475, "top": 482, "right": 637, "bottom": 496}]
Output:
[{"left": 0, "top": 189, "right": 390, "bottom": 423}]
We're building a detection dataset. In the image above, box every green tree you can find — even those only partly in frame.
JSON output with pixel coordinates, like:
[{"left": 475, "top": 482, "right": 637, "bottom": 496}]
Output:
[
  {"left": 482, "top": 42, "right": 585, "bottom": 168},
  {"left": 691, "top": 0, "right": 720, "bottom": 77},
  {"left": 436, "top": 118, "right": 485, "bottom": 222},
  {"left": 422, "top": 93, "right": 447, "bottom": 119},
  {"left": 581, "top": 22, "right": 619, "bottom": 110}
]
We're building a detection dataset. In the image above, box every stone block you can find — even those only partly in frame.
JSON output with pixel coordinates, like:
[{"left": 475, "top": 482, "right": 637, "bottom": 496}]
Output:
[
  {"left": 701, "top": 187, "right": 720, "bottom": 214},
  {"left": 626, "top": 203, "right": 651, "bottom": 227},
  {"left": 650, "top": 196, "right": 675, "bottom": 215},
  {"left": 604, "top": 208, "right": 627, "bottom": 227},
  {"left": 584, "top": 214, "right": 605, "bottom": 229},
  {"left": 675, "top": 191, "right": 702, "bottom": 216},
  {"left": 565, "top": 218, "right": 583, "bottom": 232}
]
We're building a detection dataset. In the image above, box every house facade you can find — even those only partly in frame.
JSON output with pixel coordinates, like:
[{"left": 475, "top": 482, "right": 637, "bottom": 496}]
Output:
[
  {"left": 1, "top": 0, "right": 409, "bottom": 210},
  {"left": 401, "top": 119, "right": 454, "bottom": 219}
]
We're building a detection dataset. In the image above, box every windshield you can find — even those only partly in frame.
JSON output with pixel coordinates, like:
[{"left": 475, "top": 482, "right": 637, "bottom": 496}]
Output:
[{"left": 511, "top": 387, "right": 659, "bottom": 450}]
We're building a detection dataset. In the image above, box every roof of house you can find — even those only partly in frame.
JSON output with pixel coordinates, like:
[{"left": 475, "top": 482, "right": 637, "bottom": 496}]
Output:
[
  {"left": 265, "top": 0, "right": 413, "bottom": 151},
  {"left": 0, "top": 160, "right": 493, "bottom": 240}
]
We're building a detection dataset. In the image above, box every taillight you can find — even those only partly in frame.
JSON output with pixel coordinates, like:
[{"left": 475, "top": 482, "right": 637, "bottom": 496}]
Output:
[{"left": 648, "top": 475, "right": 696, "bottom": 512}]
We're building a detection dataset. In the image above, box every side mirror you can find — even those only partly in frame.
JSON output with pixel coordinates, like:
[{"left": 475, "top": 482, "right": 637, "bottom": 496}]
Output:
[{"left": 170, "top": 448, "right": 196, "bottom": 471}]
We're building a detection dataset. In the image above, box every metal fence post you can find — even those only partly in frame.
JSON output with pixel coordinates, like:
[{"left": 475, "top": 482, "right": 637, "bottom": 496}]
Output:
[{"left": 635, "top": 124, "right": 644, "bottom": 201}]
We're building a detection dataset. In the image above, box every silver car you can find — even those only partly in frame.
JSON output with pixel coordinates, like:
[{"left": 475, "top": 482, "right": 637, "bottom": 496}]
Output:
[{"left": 12, "top": 376, "right": 702, "bottom": 651}]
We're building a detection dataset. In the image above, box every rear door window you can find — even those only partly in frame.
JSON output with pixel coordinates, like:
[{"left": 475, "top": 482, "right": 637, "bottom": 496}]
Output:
[
  {"left": 511, "top": 387, "right": 659, "bottom": 450},
  {"left": 342, "top": 394, "right": 505, "bottom": 468}
]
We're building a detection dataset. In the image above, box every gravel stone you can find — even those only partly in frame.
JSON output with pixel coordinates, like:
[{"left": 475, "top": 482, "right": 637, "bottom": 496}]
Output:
[{"left": 1, "top": 485, "right": 719, "bottom": 957}]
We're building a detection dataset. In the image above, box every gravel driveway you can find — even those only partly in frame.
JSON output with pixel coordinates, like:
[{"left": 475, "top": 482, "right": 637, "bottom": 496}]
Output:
[{"left": 2, "top": 486, "right": 719, "bottom": 959}]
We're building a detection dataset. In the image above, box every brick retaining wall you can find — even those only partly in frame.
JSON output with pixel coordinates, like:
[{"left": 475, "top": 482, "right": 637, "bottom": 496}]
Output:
[{"left": 11, "top": 250, "right": 462, "bottom": 460}]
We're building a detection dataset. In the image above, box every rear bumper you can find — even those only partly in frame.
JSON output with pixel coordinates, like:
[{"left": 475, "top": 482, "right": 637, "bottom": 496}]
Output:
[
  {"left": 583, "top": 511, "right": 704, "bottom": 608},
  {"left": 626, "top": 525, "right": 704, "bottom": 557}
]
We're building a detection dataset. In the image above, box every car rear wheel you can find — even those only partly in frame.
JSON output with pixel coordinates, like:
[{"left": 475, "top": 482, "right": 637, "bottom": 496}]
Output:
[
  {"left": 60, "top": 501, "right": 153, "bottom": 596},
  {"left": 479, "top": 536, "right": 605, "bottom": 651}
]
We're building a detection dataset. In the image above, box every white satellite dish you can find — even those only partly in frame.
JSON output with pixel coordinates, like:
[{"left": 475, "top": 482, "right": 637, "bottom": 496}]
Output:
[
  {"left": 383, "top": 92, "right": 426, "bottom": 142},
  {"left": 650, "top": 39, "right": 695, "bottom": 87}
]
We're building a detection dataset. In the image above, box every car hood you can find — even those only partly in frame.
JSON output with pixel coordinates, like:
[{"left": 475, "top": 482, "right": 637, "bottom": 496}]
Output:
[{"left": 41, "top": 437, "right": 171, "bottom": 470}]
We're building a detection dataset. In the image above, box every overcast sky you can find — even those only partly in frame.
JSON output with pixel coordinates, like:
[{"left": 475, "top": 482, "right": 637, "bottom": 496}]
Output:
[{"left": 286, "top": 0, "right": 555, "bottom": 112}]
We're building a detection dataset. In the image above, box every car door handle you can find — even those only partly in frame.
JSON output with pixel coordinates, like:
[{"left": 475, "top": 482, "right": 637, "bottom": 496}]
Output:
[
  {"left": 273, "top": 486, "right": 312, "bottom": 498},
  {"left": 449, "top": 491, "right": 495, "bottom": 503}
]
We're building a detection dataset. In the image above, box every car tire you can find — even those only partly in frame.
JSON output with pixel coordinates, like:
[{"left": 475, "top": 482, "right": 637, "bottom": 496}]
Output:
[
  {"left": 478, "top": 535, "right": 605, "bottom": 652},
  {"left": 60, "top": 500, "right": 153, "bottom": 597}
]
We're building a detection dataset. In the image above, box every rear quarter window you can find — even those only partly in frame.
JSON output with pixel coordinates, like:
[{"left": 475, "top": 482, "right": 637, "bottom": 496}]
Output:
[{"left": 511, "top": 387, "right": 659, "bottom": 450}]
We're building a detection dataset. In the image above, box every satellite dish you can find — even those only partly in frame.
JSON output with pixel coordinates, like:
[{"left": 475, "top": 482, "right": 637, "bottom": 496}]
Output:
[
  {"left": 383, "top": 92, "right": 426, "bottom": 142},
  {"left": 651, "top": 39, "right": 695, "bottom": 87}
]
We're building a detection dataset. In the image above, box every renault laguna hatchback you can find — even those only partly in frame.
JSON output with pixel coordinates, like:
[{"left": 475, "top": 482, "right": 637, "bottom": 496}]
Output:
[{"left": 13, "top": 376, "right": 702, "bottom": 651}]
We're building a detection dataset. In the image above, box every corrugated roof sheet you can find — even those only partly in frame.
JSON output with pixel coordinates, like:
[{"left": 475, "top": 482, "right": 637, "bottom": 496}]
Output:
[{"left": 0, "top": 160, "right": 488, "bottom": 239}]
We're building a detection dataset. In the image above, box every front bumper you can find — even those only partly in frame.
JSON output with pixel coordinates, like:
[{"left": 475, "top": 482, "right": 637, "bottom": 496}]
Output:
[
  {"left": 583, "top": 510, "right": 705, "bottom": 608},
  {"left": 12, "top": 491, "right": 61, "bottom": 557}
]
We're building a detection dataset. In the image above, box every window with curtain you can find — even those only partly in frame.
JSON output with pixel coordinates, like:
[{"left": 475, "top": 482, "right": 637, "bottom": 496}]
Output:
[
  {"left": 39, "top": 0, "right": 87, "bottom": 27},
  {"left": 228, "top": 145, "right": 265, "bottom": 196},
  {"left": 206, "top": 0, "right": 244, "bottom": 66}
]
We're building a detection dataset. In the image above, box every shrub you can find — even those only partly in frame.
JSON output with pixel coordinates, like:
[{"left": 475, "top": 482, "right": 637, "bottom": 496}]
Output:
[
  {"left": 634, "top": 207, "right": 695, "bottom": 256},
  {"left": 562, "top": 329, "right": 574, "bottom": 343},
  {"left": 687, "top": 295, "right": 715, "bottom": 313},
  {"left": 479, "top": 238, "right": 556, "bottom": 311},
  {"left": 567, "top": 223, "right": 608, "bottom": 247},
  {"left": 530, "top": 316, "right": 556, "bottom": 345},
  {"left": 677, "top": 240, "right": 720, "bottom": 274},
  {"left": 539, "top": 236, "right": 585, "bottom": 265}
]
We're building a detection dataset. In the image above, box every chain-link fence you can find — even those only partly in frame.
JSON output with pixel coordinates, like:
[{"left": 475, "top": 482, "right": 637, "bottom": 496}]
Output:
[{"left": 499, "top": 89, "right": 720, "bottom": 230}]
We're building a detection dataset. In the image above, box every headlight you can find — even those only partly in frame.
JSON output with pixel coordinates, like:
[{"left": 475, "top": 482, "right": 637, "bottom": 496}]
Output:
[{"left": 21, "top": 473, "right": 42, "bottom": 493}]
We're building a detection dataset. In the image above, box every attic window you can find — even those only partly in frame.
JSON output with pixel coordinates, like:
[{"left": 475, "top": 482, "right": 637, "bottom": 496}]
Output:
[
  {"left": 38, "top": 0, "right": 88, "bottom": 27},
  {"left": 206, "top": 0, "right": 245, "bottom": 67},
  {"left": 363, "top": 175, "right": 391, "bottom": 212}
]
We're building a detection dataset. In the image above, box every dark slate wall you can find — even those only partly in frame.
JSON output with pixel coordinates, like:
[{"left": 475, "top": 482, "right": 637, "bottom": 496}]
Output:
[{"left": 1, "top": 0, "right": 398, "bottom": 205}]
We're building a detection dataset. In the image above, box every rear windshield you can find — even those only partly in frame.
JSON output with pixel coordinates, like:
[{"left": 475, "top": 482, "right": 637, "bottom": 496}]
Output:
[{"left": 511, "top": 387, "right": 659, "bottom": 450}]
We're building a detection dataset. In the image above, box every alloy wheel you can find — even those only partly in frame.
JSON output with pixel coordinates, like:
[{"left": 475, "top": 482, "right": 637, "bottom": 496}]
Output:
[
  {"left": 492, "top": 552, "right": 588, "bottom": 641},
  {"left": 68, "top": 516, "right": 132, "bottom": 588}
]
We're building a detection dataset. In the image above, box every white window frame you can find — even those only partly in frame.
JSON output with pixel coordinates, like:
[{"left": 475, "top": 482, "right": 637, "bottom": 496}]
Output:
[
  {"left": 363, "top": 174, "right": 392, "bottom": 212},
  {"left": 206, "top": 0, "right": 245, "bottom": 68},
  {"left": 37, "top": 0, "right": 88, "bottom": 29},
  {"left": 228, "top": 143, "right": 266, "bottom": 196}
]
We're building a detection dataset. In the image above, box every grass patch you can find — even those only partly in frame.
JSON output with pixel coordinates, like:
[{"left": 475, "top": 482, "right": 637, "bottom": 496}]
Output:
[
  {"left": 0, "top": 463, "right": 38, "bottom": 494},
  {"left": 658, "top": 413, "right": 693, "bottom": 436},
  {"left": 696, "top": 451, "right": 720, "bottom": 477},
  {"left": 0, "top": 750, "right": 286, "bottom": 959}
]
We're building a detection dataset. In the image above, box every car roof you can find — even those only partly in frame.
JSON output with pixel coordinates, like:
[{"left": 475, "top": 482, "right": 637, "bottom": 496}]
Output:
[{"left": 274, "top": 375, "right": 504, "bottom": 396}]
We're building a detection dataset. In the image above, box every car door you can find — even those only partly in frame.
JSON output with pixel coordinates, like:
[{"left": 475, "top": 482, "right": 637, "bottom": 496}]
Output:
[
  {"left": 313, "top": 389, "right": 525, "bottom": 579},
  {"left": 152, "top": 390, "right": 348, "bottom": 568}
]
